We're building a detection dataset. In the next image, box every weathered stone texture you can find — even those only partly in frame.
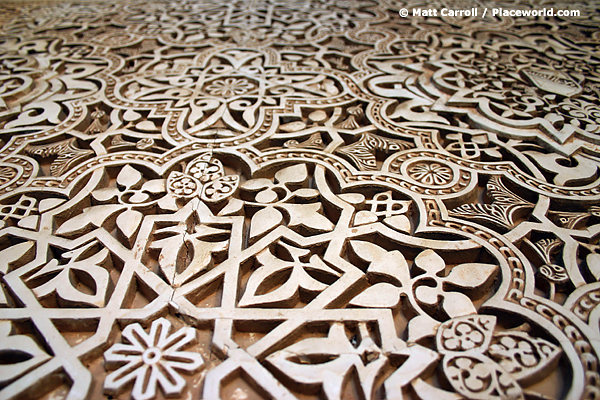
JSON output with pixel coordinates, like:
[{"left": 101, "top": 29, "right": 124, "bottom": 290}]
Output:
[{"left": 0, "top": 0, "right": 599, "bottom": 399}]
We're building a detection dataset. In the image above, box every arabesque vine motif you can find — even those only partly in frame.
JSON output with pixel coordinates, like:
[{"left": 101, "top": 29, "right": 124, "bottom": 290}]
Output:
[{"left": 0, "top": 0, "right": 599, "bottom": 399}]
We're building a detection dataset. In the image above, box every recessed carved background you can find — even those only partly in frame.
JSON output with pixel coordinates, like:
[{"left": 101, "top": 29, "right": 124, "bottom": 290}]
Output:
[{"left": 0, "top": 0, "right": 599, "bottom": 399}]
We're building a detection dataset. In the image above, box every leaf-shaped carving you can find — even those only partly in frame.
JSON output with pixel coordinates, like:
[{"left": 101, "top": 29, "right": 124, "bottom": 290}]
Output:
[
  {"left": 176, "top": 237, "right": 228, "bottom": 287},
  {"left": 266, "top": 323, "right": 386, "bottom": 400},
  {"left": 280, "top": 120, "right": 306, "bottom": 132},
  {"left": 587, "top": 253, "right": 600, "bottom": 280},
  {"left": 123, "top": 109, "right": 142, "bottom": 122},
  {"left": 416, "top": 286, "right": 477, "bottom": 318},
  {"left": 450, "top": 203, "right": 515, "bottom": 229},
  {"left": 27, "top": 242, "right": 112, "bottom": 307},
  {"left": 56, "top": 204, "right": 126, "bottom": 237},
  {"left": 185, "top": 152, "right": 224, "bottom": 183},
  {"left": 411, "top": 378, "right": 463, "bottom": 400},
  {"left": 0, "top": 322, "right": 50, "bottom": 384},
  {"left": 135, "top": 120, "right": 158, "bottom": 132},
  {"left": 0, "top": 241, "right": 35, "bottom": 274},
  {"left": 274, "top": 163, "right": 308, "bottom": 186},
  {"left": 249, "top": 206, "right": 283, "bottom": 240},
  {"left": 167, "top": 171, "right": 201, "bottom": 199},
  {"left": 201, "top": 175, "right": 239, "bottom": 203},
  {"left": 349, "top": 240, "right": 410, "bottom": 285},
  {"left": 436, "top": 315, "right": 496, "bottom": 354},
  {"left": 116, "top": 209, "right": 144, "bottom": 245},
  {"left": 336, "top": 138, "right": 377, "bottom": 170},
  {"left": 522, "top": 151, "right": 598, "bottom": 186},
  {"left": 278, "top": 203, "right": 334, "bottom": 233},
  {"left": 151, "top": 223, "right": 230, "bottom": 287},
  {"left": 117, "top": 164, "right": 143, "bottom": 190},
  {"left": 38, "top": 198, "right": 66, "bottom": 213},
  {"left": 449, "top": 176, "right": 533, "bottom": 229},
  {"left": 441, "top": 292, "right": 478, "bottom": 318},
  {"left": 149, "top": 232, "right": 185, "bottom": 284},
  {"left": 7, "top": 101, "right": 63, "bottom": 130},
  {"left": 444, "top": 263, "right": 498, "bottom": 290},
  {"left": 383, "top": 214, "right": 411, "bottom": 233},
  {"left": 488, "top": 332, "right": 561, "bottom": 385},
  {"left": 339, "top": 193, "right": 366, "bottom": 205},
  {"left": 239, "top": 245, "right": 340, "bottom": 307},
  {"left": 414, "top": 249, "right": 446, "bottom": 275},
  {"left": 25, "top": 137, "right": 94, "bottom": 177},
  {"left": 218, "top": 198, "right": 244, "bottom": 216},
  {"left": 140, "top": 179, "right": 166, "bottom": 194},
  {"left": 485, "top": 176, "right": 530, "bottom": 207},
  {"left": 157, "top": 194, "right": 179, "bottom": 211},
  {"left": 92, "top": 187, "right": 120, "bottom": 202},
  {"left": 240, "top": 178, "right": 272, "bottom": 192},
  {"left": 349, "top": 283, "right": 402, "bottom": 308},
  {"left": 407, "top": 314, "right": 441, "bottom": 343},
  {"left": 292, "top": 188, "right": 320, "bottom": 199},
  {"left": 414, "top": 253, "right": 493, "bottom": 319},
  {"left": 255, "top": 188, "right": 279, "bottom": 203},
  {"left": 353, "top": 210, "right": 378, "bottom": 226},
  {"left": 284, "top": 132, "right": 325, "bottom": 149},
  {"left": 550, "top": 211, "right": 589, "bottom": 229},
  {"left": 139, "top": 137, "right": 158, "bottom": 150},
  {"left": 335, "top": 133, "right": 413, "bottom": 171},
  {"left": 350, "top": 240, "right": 388, "bottom": 260},
  {"left": 443, "top": 353, "right": 524, "bottom": 400}
]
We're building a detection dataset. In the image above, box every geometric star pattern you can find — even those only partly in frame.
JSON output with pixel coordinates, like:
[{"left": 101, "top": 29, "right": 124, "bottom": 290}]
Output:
[{"left": 0, "top": 1, "right": 599, "bottom": 399}]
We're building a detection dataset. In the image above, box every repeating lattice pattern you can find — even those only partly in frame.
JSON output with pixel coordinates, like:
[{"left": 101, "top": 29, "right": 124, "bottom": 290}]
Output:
[{"left": 0, "top": 0, "right": 599, "bottom": 399}]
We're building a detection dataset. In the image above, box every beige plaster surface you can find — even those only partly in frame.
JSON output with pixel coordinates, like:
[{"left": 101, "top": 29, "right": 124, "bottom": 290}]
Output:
[{"left": 0, "top": 1, "right": 599, "bottom": 399}]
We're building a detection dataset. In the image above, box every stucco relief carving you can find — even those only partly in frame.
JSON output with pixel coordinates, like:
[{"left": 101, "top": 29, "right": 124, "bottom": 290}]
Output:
[{"left": 0, "top": 0, "right": 599, "bottom": 399}]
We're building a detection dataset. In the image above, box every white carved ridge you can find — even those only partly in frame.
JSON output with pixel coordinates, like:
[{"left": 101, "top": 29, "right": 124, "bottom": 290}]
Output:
[{"left": 0, "top": 1, "right": 598, "bottom": 399}]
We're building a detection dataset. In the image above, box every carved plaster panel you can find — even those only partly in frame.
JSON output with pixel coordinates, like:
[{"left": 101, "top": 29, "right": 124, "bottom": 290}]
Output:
[{"left": 0, "top": 0, "right": 599, "bottom": 399}]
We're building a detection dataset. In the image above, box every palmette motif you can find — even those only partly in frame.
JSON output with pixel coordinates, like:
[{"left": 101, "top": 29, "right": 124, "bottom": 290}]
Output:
[{"left": 0, "top": 0, "right": 599, "bottom": 399}]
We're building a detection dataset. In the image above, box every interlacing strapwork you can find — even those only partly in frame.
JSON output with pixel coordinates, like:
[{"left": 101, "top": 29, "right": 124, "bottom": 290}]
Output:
[{"left": 0, "top": 0, "right": 599, "bottom": 399}]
